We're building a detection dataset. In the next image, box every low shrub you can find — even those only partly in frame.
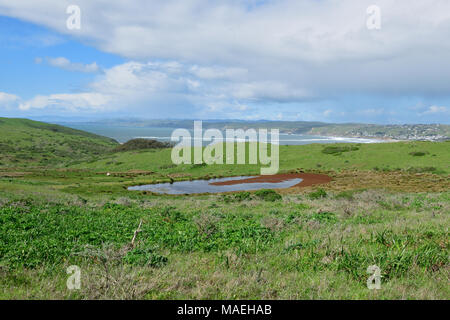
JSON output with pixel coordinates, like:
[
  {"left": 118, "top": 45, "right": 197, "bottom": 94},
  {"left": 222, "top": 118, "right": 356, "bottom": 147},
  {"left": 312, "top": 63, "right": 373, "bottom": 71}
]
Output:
[
  {"left": 322, "top": 145, "right": 359, "bottom": 155},
  {"left": 123, "top": 247, "right": 168, "bottom": 267},
  {"left": 234, "top": 191, "right": 252, "bottom": 202},
  {"left": 190, "top": 163, "right": 207, "bottom": 169},
  {"left": 113, "top": 139, "right": 172, "bottom": 152},
  {"left": 310, "top": 211, "right": 337, "bottom": 224},
  {"left": 335, "top": 190, "right": 355, "bottom": 200},
  {"left": 308, "top": 188, "right": 327, "bottom": 200},
  {"left": 159, "top": 163, "right": 177, "bottom": 169},
  {"left": 409, "top": 151, "right": 429, "bottom": 157},
  {"left": 254, "top": 189, "right": 282, "bottom": 202}
]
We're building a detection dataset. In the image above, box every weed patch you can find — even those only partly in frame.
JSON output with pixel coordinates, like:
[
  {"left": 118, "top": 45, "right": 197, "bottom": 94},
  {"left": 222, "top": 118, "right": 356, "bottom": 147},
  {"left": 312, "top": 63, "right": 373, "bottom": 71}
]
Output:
[
  {"left": 254, "top": 189, "right": 282, "bottom": 202},
  {"left": 322, "top": 145, "right": 359, "bottom": 155},
  {"left": 308, "top": 188, "right": 327, "bottom": 200}
]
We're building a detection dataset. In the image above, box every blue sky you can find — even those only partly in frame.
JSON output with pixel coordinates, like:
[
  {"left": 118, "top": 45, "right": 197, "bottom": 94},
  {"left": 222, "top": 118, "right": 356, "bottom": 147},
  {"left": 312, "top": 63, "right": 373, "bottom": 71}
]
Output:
[
  {"left": 0, "top": 0, "right": 449, "bottom": 124},
  {"left": 0, "top": 16, "right": 123, "bottom": 99}
]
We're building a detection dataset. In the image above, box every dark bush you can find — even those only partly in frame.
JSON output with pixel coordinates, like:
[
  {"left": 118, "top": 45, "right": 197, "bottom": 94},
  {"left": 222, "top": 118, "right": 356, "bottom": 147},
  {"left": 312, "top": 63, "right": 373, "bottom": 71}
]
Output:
[
  {"left": 409, "top": 151, "right": 429, "bottom": 157},
  {"left": 113, "top": 139, "right": 172, "bottom": 152},
  {"left": 322, "top": 145, "right": 359, "bottom": 155},
  {"left": 190, "top": 163, "right": 207, "bottom": 169},
  {"left": 234, "top": 191, "right": 252, "bottom": 201},
  {"left": 159, "top": 163, "right": 177, "bottom": 169},
  {"left": 254, "top": 189, "right": 282, "bottom": 202}
]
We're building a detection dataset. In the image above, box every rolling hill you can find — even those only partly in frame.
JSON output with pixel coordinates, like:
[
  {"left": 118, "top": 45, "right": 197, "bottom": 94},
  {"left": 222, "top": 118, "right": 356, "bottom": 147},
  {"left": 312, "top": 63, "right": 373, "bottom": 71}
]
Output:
[{"left": 0, "top": 118, "right": 119, "bottom": 167}]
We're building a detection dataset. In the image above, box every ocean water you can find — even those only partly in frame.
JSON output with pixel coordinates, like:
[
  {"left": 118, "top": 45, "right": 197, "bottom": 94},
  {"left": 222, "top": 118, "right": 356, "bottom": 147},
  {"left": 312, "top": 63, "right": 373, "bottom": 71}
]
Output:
[{"left": 66, "top": 124, "right": 382, "bottom": 145}]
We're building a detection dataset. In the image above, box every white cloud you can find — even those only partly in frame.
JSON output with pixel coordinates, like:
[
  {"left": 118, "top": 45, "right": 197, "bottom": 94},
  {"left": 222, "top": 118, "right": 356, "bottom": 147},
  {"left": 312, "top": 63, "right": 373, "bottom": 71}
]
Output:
[
  {"left": 41, "top": 57, "right": 100, "bottom": 73},
  {"left": 189, "top": 66, "right": 248, "bottom": 80},
  {"left": 18, "top": 93, "right": 110, "bottom": 112},
  {"left": 0, "top": 92, "right": 20, "bottom": 109},
  {"left": 229, "top": 81, "right": 311, "bottom": 102},
  {"left": 2, "top": 0, "right": 450, "bottom": 99},
  {"left": 323, "top": 109, "right": 333, "bottom": 117},
  {"left": 0, "top": 92, "right": 19, "bottom": 103},
  {"left": 422, "top": 105, "right": 448, "bottom": 115},
  {"left": 11, "top": 59, "right": 311, "bottom": 116}
]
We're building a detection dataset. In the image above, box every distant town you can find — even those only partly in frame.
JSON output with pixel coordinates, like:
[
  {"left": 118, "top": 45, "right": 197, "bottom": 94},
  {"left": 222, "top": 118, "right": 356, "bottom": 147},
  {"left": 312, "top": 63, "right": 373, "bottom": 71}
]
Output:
[{"left": 308, "top": 123, "right": 450, "bottom": 141}]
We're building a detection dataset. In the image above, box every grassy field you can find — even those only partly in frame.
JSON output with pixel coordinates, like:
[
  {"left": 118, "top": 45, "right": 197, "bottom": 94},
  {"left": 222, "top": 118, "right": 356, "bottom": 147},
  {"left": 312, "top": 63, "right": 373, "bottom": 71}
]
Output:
[
  {"left": 0, "top": 117, "right": 118, "bottom": 167},
  {"left": 0, "top": 119, "right": 448, "bottom": 300}
]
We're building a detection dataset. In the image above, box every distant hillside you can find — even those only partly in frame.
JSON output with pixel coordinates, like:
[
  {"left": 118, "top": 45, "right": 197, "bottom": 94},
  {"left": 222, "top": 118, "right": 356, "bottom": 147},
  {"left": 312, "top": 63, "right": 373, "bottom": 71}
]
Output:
[
  {"left": 0, "top": 118, "right": 118, "bottom": 167},
  {"left": 67, "top": 119, "right": 450, "bottom": 141}
]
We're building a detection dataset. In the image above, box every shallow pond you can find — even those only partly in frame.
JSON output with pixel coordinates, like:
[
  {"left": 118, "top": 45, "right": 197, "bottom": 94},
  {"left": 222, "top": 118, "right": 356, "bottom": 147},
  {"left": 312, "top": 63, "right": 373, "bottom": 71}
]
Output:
[{"left": 128, "top": 176, "right": 303, "bottom": 194}]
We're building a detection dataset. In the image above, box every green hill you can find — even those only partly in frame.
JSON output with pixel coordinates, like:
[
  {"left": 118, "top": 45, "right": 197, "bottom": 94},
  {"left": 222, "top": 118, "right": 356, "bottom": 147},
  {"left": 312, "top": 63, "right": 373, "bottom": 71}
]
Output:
[{"left": 0, "top": 118, "right": 119, "bottom": 167}]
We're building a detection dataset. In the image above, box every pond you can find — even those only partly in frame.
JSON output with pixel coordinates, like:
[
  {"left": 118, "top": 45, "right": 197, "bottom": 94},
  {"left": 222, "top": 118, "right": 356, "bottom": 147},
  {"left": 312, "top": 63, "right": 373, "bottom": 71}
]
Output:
[{"left": 128, "top": 176, "right": 303, "bottom": 194}]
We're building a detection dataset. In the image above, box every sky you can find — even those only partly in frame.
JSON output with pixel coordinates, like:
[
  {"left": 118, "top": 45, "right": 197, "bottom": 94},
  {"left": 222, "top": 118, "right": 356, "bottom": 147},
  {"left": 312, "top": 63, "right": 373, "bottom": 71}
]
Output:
[{"left": 0, "top": 0, "right": 450, "bottom": 124}]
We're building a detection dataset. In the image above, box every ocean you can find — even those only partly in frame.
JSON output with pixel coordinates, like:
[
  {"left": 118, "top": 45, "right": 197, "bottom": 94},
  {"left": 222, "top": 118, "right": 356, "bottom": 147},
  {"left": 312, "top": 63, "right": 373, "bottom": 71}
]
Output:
[{"left": 65, "top": 124, "right": 382, "bottom": 145}]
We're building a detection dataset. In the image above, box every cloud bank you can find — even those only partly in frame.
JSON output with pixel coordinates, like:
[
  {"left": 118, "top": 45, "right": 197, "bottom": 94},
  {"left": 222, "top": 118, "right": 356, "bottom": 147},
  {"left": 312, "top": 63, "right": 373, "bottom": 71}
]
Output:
[{"left": 1, "top": 0, "right": 450, "bottom": 122}]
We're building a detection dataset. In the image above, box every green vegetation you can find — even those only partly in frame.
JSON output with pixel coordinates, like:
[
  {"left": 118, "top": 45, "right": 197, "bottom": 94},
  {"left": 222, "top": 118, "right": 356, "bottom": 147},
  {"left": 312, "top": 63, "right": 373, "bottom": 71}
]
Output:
[
  {"left": 0, "top": 190, "right": 448, "bottom": 299},
  {"left": 113, "top": 138, "right": 172, "bottom": 152},
  {"left": 254, "top": 189, "right": 282, "bottom": 202},
  {"left": 66, "top": 140, "right": 450, "bottom": 177},
  {"left": 223, "top": 191, "right": 252, "bottom": 202},
  {"left": 308, "top": 188, "right": 327, "bottom": 200},
  {"left": 322, "top": 145, "right": 359, "bottom": 155},
  {"left": 409, "top": 151, "right": 429, "bottom": 157},
  {"left": 0, "top": 118, "right": 118, "bottom": 167},
  {"left": 0, "top": 119, "right": 448, "bottom": 300}
]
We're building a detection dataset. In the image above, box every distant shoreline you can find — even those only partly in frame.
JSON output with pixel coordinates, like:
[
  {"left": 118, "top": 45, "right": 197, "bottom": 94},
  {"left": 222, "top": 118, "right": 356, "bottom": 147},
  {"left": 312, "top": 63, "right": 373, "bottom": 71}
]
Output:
[{"left": 62, "top": 121, "right": 448, "bottom": 144}]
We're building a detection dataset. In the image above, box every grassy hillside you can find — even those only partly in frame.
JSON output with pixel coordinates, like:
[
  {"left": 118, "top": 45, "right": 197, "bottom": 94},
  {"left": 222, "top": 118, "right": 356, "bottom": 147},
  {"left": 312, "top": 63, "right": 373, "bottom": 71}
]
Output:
[
  {"left": 71, "top": 141, "right": 450, "bottom": 176},
  {"left": 0, "top": 121, "right": 448, "bottom": 300},
  {"left": 0, "top": 118, "right": 118, "bottom": 167}
]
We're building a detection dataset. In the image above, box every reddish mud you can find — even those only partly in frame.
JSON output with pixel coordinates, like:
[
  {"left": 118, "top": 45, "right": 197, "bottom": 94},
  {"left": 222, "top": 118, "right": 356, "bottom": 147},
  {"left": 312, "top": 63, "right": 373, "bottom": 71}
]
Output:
[{"left": 209, "top": 173, "right": 332, "bottom": 188}]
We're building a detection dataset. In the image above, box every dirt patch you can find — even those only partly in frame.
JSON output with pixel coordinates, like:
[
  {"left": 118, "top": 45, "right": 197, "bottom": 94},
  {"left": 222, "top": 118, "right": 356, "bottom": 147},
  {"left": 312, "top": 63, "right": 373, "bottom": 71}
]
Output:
[
  {"left": 0, "top": 172, "right": 31, "bottom": 178},
  {"left": 209, "top": 173, "right": 332, "bottom": 188},
  {"left": 282, "top": 170, "right": 450, "bottom": 194}
]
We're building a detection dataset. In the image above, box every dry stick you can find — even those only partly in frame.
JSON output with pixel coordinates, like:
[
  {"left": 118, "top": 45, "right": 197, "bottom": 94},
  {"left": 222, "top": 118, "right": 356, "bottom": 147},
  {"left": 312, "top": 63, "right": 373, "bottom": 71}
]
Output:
[{"left": 131, "top": 219, "right": 143, "bottom": 248}]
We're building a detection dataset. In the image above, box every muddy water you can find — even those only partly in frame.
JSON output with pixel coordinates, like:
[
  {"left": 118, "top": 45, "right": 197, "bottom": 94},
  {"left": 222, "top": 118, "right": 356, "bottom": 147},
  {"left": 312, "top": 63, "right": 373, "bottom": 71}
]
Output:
[{"left": 128, "top": 176, "right": 303, "bottom": 195}]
